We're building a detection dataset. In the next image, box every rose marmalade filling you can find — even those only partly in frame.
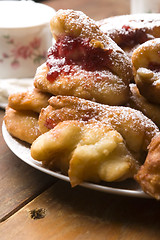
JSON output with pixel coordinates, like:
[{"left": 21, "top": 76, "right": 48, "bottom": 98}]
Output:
[{"left": 46, "top": 36, "right": 112, "bottom": 82}]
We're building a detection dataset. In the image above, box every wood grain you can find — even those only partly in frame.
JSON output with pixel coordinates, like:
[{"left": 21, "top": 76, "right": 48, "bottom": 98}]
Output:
[
  {"left": 0, "top": 110, "right": 57, "bottom": 222},
  {"left": 1, "top": 181, "right": 160, "bottom": 240}
]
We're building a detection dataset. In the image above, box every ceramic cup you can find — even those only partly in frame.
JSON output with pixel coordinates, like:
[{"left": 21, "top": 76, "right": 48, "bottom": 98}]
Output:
[
  {"left": 0, "top": 1, "right": 56, "bottom": 78},
  {"left": 131, "top": 0, "right": 160, "bottom": 14}
]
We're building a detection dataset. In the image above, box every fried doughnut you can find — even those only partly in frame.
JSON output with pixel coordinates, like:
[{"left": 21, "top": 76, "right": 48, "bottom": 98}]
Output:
[
  {"left": 31, "top": 95, "right": 160, "bottom": 189},
  {"left": 34, "top": 9, "right": 132, "bottom": 105},
  {"left": 39, "top": 96, "right": 159, "bottom": 157},
  {"left": 132, "top": 38, "right": 160, "bottom": 104},
  {"left": 127, "top": 84, "right": 160, "bottom": 128},
  {"left": 8, "top": 88, "right": 51, "bottom": 113},
  {"left": 98, "top": 14, "right": 160, "bottom": 59},
  {"left": 4, "top": 107, "right": 41, "bottom": 144},
  {"left": 69, "top": 121, "right": 138, "bottom": 186},
  {"left": 135, "top": 134, "right": 160, "bottom": 199},
  {"left": 31, "top": 120, "right": 139, "bottom": 186}
]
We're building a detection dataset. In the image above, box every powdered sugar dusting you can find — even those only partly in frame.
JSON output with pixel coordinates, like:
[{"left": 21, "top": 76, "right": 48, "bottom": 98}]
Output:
[{"left": 47, "top": 96, "right": 159, "bottom": 155}]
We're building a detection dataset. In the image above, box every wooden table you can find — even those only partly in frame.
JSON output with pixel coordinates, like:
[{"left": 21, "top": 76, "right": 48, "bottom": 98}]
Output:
[{"left": 1, "top": 0, "right": 160, "bottom": 239}]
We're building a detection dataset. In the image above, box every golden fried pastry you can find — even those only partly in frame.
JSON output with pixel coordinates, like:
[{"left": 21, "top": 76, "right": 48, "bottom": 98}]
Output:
[
  {"left": 98, "top": 14, "right": 160, "bottom": 59},
  {"left": 34, "top": 9, "right": 132, "bottom": 105},
  {"left": 39, "top": 96, "right": 158, "bottom": 155},
  {"left": 8, "top": 88, "right": 51, "bottom": 113},
  {"left": 127, "top": 84, "right": 160, "bottom": 128},
  {"left": 132, "top": 38, "right": 160, "bottom": 104},
  {"left": 135, "top": 134, "right": 160, "bottom": 199},
  {"left": 69, "top": 121, "right": 138, "bottom": 186},
  {"left": 31, "top": 95, "right": 160, "bottom": 188},
  {"left": 31, "top": 121, "right": 83, "bottom": 174},
  {"left": 31, "top": 120, "right": 138, "bottom": 186},
  {"left": 4, "top": 107, "right": 41, "bottom": 144}
]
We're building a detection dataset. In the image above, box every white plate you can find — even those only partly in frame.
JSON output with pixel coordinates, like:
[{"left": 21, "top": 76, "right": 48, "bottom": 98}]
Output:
[{"left": 2, "top": 122, "right": 150, "bottom": 198}]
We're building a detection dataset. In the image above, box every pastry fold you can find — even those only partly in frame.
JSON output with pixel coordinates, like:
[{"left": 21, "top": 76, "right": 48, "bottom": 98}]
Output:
[
  {"left": 31, "top": 95, "right": 159, "bottom": 189},
  {"left": 4, "top": 107, "right": 41, "bottom": 144},
  {"left": 8, "top": 88, "right": 51, "bottom": 113},
  {"left": 127, "top": 84, "right": 160, "bottom": 128},
  {"left": 34, "top": 9, "right": 132, "bottom": 105},
  {"left": 31, "top": 120, "right": 139, "bottom": 186},
  {"left": 132, "top": 38, "right": 160, "bottom": 104},
  {"left": 135, "top": 134, "right": 160, "bottom": 200}
]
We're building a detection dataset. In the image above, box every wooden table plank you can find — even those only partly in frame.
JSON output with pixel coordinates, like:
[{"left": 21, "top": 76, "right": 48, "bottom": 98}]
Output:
[
  {"left": 1, "top": 181, "right": 160, "bottom": 240},
  {"left": 45, "top": 0, "right": 130, "bottom": 20},
  {"left": 0, "top": 110, "right": 57, "bottom": 222}
]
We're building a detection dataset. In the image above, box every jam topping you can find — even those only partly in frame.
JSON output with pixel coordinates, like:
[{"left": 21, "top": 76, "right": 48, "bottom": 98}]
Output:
[
  {"left": 44, "top": 118, "right": 57, "bottom": 130},
  {"left": 117, "top": 25, "right": 152, "bottom": 48},
  {"left": 46, "top": 36, "right": 112, "bottom": 82},
  {"left": 44, "top": 108, "right": 98, "bottom": 130}
]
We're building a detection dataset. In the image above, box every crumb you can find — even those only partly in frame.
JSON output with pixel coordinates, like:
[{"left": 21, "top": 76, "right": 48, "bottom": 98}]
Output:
[{"left": 29, "top": 208, "right": 46, "bottom": 220}]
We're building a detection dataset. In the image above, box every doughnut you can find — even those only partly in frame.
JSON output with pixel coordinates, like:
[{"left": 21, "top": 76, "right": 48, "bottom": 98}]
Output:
[
  {"left": 30, "top": 95, "right": 160, "bottom": 190},
  {"left": 132, "top": 38, "right": 160, "bottom": 104},
  {"left": 39, "top": 95, "right": 158, "bottom": 154},
  {"left": 31, "top": 120, "right": 139, "bottom": 186},
  {"left": 98, "top": 14, "right": 160, "bottom": 58},
  {"left": 127, "top": 84, "right": 160, "bottom": 128},
  {"left": 34, "top": 9, "right": 132, "bottom": 106},
  {"left": 8, "top": 88, "right": 51, "bottom": 113},
  {"left": 4, "top": 107, "right": 41, "bottom": 144},
  {"left": 135, "top": 134, "right": 160, "bottom": 199},
  {"left": 68, "top": 121, "right": 138, "bottom": 186}
]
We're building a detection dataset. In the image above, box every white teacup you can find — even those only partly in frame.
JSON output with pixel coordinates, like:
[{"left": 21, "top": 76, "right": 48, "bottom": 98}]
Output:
[
  {"left": 0, "top": 1, "right": 56, "bottom": 79},
  {"left": 131, "top": 0, "right": 160, "bottom": 14}
]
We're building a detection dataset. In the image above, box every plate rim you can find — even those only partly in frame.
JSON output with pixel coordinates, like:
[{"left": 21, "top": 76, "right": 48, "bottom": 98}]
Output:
[{"left": 2, "top": 121, "right": 150, "bottom": 199}]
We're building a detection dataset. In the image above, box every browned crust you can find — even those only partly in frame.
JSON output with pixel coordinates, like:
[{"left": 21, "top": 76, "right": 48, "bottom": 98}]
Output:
[
  {"left": 135, "top": 134, "right": 160, "bottom": 199},
  {"left": 8, "top": 88, "right": 51, "bottom": 113},
  {"left": 132, "top": 39, "right": 160, "bottom": 104},
  {"left": 39, "top": 95, "right": 159, "bottom": 154},
  {"left": 34, "top": 63, "right": 130, "bottom": 106},
  {"left": 34, "top": 10, "right": 133, "bottom": 106},
  {"left": 128, "top": 84, "right": 160, "bottom": 128},
  {"left": 4, "top": 107, "right": 41, "bottom": 144},
  {"left": 50, "top": 9, "right": 133, "bottom": 84}
]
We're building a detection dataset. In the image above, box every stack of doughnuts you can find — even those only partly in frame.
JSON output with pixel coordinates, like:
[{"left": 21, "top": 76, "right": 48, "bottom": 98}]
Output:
[{"left": 4, "top": 9, "right": 160, "bottom": 199}]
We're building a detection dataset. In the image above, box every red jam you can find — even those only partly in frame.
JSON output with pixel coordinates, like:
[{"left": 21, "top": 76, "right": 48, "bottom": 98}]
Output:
[
  {"left": 46, "top": 36, "right": 112, "bottom": 82},
  {"left": 44, "top": 118, "right": 57, "bottom": 130},
  {"left": 118, "top": 25, "right": 152, "bottom": 48},
  {"left": 44, "top": 108, "right": 98, "bottom": 130}
]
